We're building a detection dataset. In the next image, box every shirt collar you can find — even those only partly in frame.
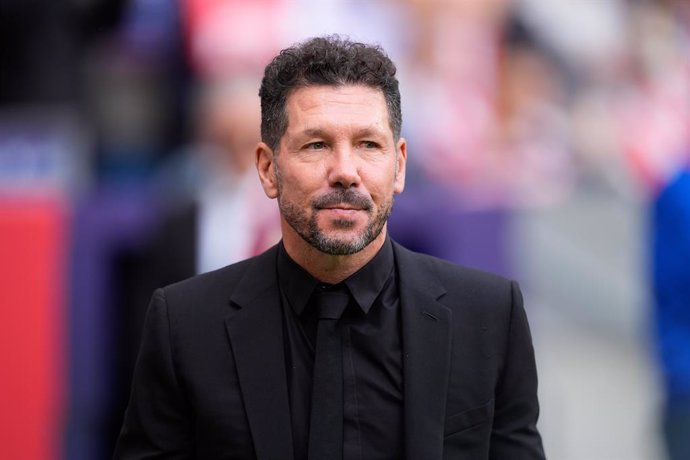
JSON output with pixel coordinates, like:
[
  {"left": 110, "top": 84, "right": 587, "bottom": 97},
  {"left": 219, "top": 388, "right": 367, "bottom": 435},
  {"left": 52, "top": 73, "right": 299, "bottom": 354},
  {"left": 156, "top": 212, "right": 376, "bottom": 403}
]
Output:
[{"left": 277, "top": 236, "right": 395, "bottom": 316}]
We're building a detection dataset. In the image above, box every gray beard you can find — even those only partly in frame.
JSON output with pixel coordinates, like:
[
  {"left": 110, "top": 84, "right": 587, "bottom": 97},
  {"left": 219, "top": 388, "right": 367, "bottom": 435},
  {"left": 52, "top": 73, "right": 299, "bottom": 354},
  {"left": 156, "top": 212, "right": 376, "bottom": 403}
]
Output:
[{"left": 277, "top": 189, "right": 392, "bottom": 256}]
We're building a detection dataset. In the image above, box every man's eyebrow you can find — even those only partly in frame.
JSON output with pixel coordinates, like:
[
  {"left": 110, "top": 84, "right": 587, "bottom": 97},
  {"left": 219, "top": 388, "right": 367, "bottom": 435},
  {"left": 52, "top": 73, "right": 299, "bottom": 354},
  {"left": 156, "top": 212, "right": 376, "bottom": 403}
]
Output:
[
  {"left": 299, "top": 128, "right": 328, "bottom": 138},
  {"left": 295, "top": 127, "right": 387, "bottom": 139},
  {"left": 353, "top": 127, "right": 386, "bottom": 138}
]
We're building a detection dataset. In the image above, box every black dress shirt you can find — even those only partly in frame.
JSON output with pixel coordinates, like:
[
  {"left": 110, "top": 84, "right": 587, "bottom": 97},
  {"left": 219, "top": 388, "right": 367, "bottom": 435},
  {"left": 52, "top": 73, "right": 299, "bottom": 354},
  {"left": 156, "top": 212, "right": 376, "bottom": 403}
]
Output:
[{"left": 277, "top": 237, "right": 404, "bottom": 460}]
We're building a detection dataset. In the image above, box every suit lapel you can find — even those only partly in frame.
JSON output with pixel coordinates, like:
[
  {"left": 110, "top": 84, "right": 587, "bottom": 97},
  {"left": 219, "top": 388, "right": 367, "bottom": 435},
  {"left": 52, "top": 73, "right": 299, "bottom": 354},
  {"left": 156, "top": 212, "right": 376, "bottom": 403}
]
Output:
[
  {"left": 224, "top": 247, "right": 294, "bottom": 460},
  {"left": 394, "top": 243, "right": 452, "bottom": 460}
]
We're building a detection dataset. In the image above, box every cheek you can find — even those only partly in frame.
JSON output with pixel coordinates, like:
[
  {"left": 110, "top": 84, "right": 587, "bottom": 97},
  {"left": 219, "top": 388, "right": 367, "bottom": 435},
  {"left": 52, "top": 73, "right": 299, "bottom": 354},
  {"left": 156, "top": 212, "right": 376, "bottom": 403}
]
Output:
[
  {"left": 278, "top": 169, "right": 318, "bottom": 202},
  {"left": 366, "top": 172, "right": 397, "bottom": 201}
]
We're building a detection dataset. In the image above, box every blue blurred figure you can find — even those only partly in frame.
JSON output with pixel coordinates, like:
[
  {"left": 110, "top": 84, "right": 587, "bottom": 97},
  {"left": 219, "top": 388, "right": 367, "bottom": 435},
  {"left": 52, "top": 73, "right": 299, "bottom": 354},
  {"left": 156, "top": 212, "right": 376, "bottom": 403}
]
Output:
[{"left": 653, "top": 164, "right": 690, "bottom": 460}]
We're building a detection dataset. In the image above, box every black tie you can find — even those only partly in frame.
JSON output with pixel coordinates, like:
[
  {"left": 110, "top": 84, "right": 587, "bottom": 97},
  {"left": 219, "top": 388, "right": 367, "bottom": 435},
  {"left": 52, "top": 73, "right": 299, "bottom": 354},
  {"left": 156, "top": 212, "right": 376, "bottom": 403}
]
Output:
[{"left": 307, "top": 285, "right": 350, "bottom": 460}]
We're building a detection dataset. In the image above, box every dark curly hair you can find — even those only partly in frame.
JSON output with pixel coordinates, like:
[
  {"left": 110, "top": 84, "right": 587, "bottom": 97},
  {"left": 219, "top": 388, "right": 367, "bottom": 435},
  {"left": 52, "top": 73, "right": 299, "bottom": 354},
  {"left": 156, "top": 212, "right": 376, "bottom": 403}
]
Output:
[{"left": 259, "top": 35, "right": 402, "bottom": 151}]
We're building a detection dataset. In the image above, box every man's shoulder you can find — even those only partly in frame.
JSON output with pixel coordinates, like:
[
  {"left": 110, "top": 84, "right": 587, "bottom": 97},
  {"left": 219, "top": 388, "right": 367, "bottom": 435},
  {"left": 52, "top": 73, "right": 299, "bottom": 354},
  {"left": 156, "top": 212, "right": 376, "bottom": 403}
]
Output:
[
  {"left": 391, "top": 240, "right": 511, "bottom": 288},
  {"left": 395, "top": 245, "right": 520, "bottom": 324},
  {"left": 160, "top": 244, "right": 279, "bottom": 303}
]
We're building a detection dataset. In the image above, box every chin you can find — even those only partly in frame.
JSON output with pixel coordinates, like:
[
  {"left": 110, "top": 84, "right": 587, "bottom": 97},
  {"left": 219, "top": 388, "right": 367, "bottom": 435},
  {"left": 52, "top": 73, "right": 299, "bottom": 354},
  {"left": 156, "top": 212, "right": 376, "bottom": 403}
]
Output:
[{"left": 328, "top": 219, "right": 359, "bottom": 230}]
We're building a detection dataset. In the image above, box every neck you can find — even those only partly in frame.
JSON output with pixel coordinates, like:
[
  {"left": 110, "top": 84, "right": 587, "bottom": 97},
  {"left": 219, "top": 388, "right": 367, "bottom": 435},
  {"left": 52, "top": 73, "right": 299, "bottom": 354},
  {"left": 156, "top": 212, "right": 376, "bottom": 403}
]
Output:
[{"left": 281, "top": 225, "right": 388, "bottom": 284}]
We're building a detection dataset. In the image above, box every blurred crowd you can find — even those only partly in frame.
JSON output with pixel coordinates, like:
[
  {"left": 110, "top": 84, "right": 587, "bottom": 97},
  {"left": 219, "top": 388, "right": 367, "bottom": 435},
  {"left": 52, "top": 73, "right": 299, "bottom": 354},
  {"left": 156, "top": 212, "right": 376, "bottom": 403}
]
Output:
[{"left": 1, "top": 0, "right": 689, "bottom": 459}]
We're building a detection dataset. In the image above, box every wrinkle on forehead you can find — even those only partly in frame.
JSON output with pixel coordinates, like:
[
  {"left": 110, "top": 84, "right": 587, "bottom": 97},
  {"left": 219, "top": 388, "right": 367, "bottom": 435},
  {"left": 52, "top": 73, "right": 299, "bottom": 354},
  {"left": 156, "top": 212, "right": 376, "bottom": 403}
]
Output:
[{"left": 285, "top": 85, "right": 391, "bottom": 139}]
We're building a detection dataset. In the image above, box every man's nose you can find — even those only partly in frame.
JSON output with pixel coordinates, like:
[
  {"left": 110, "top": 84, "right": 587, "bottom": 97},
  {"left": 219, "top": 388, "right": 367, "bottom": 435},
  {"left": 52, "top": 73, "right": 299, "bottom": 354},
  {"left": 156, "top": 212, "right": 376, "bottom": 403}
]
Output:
[{"left": 327, "top": 147, "right": 361, "bottom": 189}]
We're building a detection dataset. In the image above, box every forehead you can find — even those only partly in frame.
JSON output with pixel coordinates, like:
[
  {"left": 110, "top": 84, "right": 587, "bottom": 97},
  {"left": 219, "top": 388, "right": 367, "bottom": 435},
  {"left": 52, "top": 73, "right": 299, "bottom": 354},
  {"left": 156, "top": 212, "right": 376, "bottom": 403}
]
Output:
[{"left": 284, "top": 85, "right": 390, "bottom": 134}]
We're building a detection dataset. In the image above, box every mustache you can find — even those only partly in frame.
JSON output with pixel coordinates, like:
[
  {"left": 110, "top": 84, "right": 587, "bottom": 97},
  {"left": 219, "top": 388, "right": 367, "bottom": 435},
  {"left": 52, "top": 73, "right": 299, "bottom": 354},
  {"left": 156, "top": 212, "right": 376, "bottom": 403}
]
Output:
[{"left": 312, "top": 189, "right": 373, "bottom": 211}]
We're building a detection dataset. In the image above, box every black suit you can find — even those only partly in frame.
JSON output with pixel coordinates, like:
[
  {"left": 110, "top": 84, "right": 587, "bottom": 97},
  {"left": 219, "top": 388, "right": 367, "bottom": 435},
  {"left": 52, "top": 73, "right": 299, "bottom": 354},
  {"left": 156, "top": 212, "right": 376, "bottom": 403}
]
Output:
[{"left": 114, "top": 240, "right": 544, "bottom": 459}]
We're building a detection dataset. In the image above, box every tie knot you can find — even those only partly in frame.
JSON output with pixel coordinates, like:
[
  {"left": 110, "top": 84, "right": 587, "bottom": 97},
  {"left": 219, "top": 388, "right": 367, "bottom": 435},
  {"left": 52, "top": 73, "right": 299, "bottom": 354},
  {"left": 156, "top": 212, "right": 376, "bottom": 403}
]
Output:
[{"left": 312, "top": 285, "right": 350, "bottom": 319}]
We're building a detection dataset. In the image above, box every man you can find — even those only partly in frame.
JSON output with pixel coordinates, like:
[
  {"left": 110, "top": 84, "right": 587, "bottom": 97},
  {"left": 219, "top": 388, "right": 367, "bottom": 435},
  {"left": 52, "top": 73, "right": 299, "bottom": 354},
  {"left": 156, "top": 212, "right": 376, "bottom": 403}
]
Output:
[{"left": 114, "top": 35, "right": 545, "bottom": 459}]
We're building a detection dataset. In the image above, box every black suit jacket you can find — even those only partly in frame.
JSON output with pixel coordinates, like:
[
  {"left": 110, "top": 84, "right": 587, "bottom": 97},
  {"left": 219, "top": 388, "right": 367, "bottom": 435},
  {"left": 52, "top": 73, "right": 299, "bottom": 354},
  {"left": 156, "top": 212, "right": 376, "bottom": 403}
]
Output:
[{"left": 114, "top": 241, "right": 544, "bottom": 459}]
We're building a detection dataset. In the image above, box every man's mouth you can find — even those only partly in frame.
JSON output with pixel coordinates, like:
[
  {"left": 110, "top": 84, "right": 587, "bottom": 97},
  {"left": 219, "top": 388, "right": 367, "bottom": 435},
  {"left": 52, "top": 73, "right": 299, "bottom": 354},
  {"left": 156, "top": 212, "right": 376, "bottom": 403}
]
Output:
[{"left": 320, "top": 204, "right": 361, "bottom": 211}]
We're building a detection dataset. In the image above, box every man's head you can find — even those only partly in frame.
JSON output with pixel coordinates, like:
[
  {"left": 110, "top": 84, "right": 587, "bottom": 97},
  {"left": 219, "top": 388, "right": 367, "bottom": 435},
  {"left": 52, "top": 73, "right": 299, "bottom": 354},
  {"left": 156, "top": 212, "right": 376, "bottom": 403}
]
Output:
[
  {"left": 259, "top": 35, "right": 402, "bottom": 152},
  {"left": 256, "top": 36, "right": 406, "bottom": 259}
]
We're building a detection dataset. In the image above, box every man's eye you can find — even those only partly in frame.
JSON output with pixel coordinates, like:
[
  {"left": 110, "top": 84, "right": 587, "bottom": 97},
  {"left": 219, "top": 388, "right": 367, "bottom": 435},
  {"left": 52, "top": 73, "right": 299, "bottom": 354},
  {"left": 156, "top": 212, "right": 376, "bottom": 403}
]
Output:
[
  {"left": 307, "top": 142, "right": 326, "bottom": 150},
  {"left": 361, "top": 141, "right": 379, "bottom": 149}
]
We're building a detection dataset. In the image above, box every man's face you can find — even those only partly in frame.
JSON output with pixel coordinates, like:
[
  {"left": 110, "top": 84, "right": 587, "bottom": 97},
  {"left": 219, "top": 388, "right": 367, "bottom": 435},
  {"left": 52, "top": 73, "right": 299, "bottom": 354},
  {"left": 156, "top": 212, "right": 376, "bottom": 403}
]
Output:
[{"left": 258, "top": 85, "right": 406, "bottom": 255}]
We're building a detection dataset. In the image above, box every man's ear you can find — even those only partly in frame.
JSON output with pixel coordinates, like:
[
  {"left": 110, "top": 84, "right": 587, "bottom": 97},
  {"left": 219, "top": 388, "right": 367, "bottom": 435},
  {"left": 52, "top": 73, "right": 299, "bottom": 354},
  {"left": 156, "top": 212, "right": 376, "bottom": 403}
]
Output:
[
  {"left": 393, "top": 137, "right": 407, "bottom": 194},
  {"left": 256, "top": 142, "right": 279, "bottom": 199}
]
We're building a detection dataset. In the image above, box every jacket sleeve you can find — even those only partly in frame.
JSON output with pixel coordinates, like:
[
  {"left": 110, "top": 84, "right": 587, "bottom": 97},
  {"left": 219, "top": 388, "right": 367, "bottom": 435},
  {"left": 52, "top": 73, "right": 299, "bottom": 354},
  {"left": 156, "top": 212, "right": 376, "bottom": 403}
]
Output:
[
  {"left": 113, "top": 289, "right": 194, "bottom": 459},
  {"left": 489, "top": 281, "right": 545, "bottom": 460}
]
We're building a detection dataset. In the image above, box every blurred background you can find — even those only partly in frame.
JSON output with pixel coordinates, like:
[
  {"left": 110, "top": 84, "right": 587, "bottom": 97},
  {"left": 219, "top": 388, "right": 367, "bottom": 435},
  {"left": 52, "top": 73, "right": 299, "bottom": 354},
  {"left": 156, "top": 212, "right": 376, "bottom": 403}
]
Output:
[{"left": 1, "top": 0, "right": 689, "bottom": 458}]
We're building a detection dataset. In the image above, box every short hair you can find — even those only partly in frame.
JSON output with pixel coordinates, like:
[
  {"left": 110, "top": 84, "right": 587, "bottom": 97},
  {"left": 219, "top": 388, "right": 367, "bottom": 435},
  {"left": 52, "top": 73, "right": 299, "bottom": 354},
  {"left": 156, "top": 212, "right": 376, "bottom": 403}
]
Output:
[{"left": 259, "top": 35, "right": 402, "bottom": 151}]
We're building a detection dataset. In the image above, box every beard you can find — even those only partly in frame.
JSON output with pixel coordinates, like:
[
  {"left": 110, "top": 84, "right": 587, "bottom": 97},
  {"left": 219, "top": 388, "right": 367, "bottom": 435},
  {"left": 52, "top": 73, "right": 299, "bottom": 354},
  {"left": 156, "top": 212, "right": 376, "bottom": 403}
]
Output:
[{"left": 277, "top": 186, "right": 393, "bottom": 256}]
